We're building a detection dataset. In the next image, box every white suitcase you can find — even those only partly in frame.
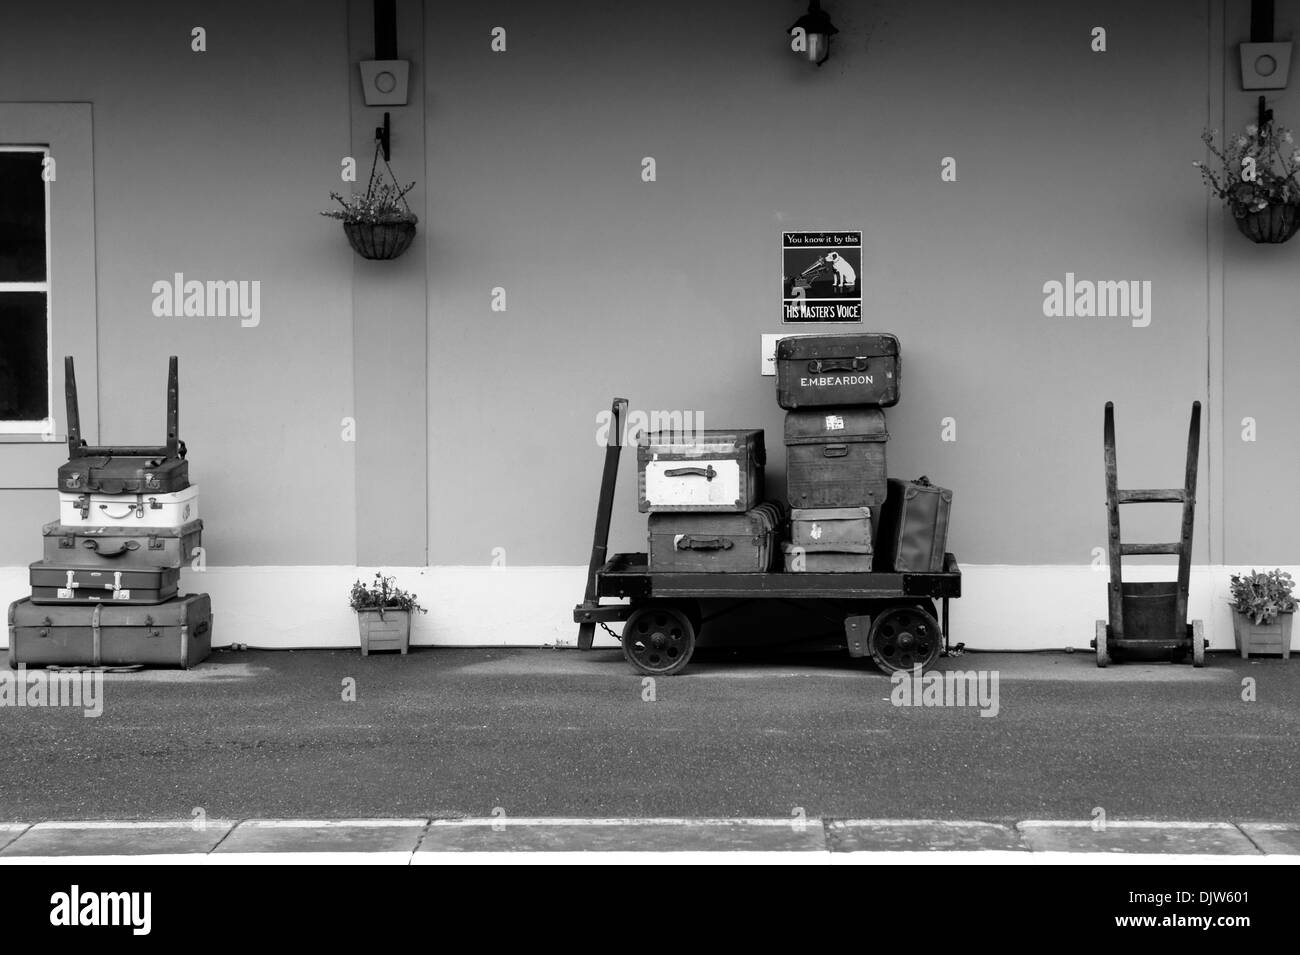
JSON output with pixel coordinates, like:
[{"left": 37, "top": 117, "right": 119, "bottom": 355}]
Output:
[{"left": 59, "top": 485, "right": 200, "bottom": 528}]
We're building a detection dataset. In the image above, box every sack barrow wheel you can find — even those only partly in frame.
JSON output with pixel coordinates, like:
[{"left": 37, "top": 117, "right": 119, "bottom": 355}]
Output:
[
  {"left": 867, "top": 605, "right": 942, "bottom": 674},
  {"left": 1192, "top": 619, "right": 1205, "bottom": 668},
  {"left": 1095, "top": 620, "right": 1110, "bottom": 667},
  {"left": 622, "top": 604, "right": 696, "bottom": 676}
]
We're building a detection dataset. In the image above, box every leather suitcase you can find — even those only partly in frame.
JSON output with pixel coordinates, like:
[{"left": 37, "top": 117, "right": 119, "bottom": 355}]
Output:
[
  {"left": 41, "top": 519, "right": 203, "bottom": 570},
  {"left": 876, "top": 477, "right": 953, "bottom": 572},
  {"left": 785, "top": 408, "right": 888, "bottom": 509},
  {"left": 790, "top": 507, "right": 873, "bottom": 553},
  {"left": 776, "top": 333, "right": 900, "bottom": 409},
  {"left": 8, "top": 594, "right": 212, "bottom": 668},
  {"left": 59, "top": 485, "right": 200, "bottom": 528},
  {"left": 648, "top": 502, "right": 785, "bottom": 572},
  {"left": 57, "top": 356, "right": 190, "bottom": 494},
  {"left": 638, "top": 429, "right": 765, "bottom": 513},
  {"left": 781, "top": 544, "right": 874, "bottom": 573},
  {"left": 29, "top": 561, "right": 180, "bottom": 604}
]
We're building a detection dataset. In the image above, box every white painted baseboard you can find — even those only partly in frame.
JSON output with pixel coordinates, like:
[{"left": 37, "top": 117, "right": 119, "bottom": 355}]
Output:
[{"left": 0, "top": 564, "right": 1296, "bottom": 653}]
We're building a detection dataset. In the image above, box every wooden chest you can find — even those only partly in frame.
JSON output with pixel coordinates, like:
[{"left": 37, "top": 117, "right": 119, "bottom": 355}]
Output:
[
  {"left": 785, "top": 408, "right": 888, "bottom": 510},
  {"left": 789, "top": 506, "right": 873, "bottom": 553},
  {"left": 8, "top": 593, "right": 212, "bottom": 668},
  {"left": 638, "top": 430, "right": 765, "bottom": 513},
  {"left": 648, "top": 502, "right": 785, "bottom": 572}
]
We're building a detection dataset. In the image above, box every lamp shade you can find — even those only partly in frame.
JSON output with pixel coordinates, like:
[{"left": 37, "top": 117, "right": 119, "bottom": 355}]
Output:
[{"left": 789, "top": 1, "right": 838, "bottom": 66}]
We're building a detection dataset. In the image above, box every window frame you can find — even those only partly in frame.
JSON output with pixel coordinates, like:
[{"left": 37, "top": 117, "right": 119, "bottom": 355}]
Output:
[{"left": 0, "top": 143, "right": 55, "bottom": 436}]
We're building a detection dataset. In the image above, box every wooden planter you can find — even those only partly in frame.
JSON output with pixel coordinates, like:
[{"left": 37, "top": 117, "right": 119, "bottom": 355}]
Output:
[
  {"left": 1232, "top": 610, "right": 1292, "bottom": 659},
  {"left": 357, "top": 609, "right": 411, "bottom": 656},
  {"left": 1233, "top": 203, "right": 1300, "bottom": 243},
  {"left": 343, "top": 221, "right": 417, "bottom": 260}
]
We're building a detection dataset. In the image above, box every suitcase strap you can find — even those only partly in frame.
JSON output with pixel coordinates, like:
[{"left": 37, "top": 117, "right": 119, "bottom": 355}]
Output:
[
  {"left": 61, "top": 570, "right": 124, "bottom": 594},
  {"left": 663, "top": 466, "right": 717, "bottom": 481},
  {"left": 92, "top": 604, "right": 102, "bottom": 665}
]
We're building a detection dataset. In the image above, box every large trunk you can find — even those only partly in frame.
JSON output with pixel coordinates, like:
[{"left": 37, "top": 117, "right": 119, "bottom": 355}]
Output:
[
  {"left": 784, "top": 408, "right": 888, "bottom": 509},
  {"left": 8, "top": 593, "right": 213, "bottom": 668},
  {"left": 776, "top": 333, "right": 900, "bottom": 409}
]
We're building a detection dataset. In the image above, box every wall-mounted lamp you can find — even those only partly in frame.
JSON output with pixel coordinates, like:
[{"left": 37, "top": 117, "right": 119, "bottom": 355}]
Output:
[
  {"left": 1242, "top": 0, "right": 1292, "bottom": 90},
  {"left": 788, "top": 0, "right": 838, "bottom": 67}
]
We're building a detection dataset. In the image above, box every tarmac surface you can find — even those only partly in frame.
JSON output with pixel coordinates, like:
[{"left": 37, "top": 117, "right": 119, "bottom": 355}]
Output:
[{"left": 1, "top": 646, "right": 1297, "bottom": 827}]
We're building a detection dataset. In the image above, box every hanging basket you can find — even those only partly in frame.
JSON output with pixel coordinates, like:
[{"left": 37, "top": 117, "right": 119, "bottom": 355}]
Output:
[
  {"left": 1233, "top": 202, "right": 1300, "bottom": 243},
  {"left": 343, "top": 220, "right": 417, "bottom": 260}
]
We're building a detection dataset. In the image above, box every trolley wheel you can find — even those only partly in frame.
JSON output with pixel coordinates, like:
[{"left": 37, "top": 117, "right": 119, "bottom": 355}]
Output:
[
  {"left": 1095, "top": 620, "right": 1110, "bottom": 668},
  {"left": 1192, "top": 620, "right": 1205, "bottom": 668},
  {"left": 622, "top": 604, "right": 696, "bottom": 676},
  {"left": 867, "top": 605, "right": 942, "bottom": 674}
]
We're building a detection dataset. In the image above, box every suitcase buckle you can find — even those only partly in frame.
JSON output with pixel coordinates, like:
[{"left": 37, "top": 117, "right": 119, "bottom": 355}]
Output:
[{"left": 75, "top": 494, "right": 90, "bottom": 519}]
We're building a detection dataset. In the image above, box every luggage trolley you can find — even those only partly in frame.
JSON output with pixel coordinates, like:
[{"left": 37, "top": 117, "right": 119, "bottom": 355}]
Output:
[
  {"left": 1092, "top": 401, "right": 1205, "bottom": 667},
  {"left": 572, "top": 398, "right": 962, "bottom": 676}
]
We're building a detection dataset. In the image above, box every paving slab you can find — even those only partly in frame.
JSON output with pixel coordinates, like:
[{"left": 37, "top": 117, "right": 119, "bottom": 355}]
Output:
[
  {"left": 210, "top": 819, "right": 427, "bottom": 862},
  {"left": 417, "top": 818, "right": 827, "bottom": 853},
  {"left": 0, "top": 820, "right": 232, "bottom": 857},
  {"left": 1018, "top": 821, "right": 1261, "bottom": 855},
  {"left": 1238, "top": 823, "right": 1300, "bottom": 855},
  {"left": 826, "top": 819, "right": 1026, "bottom": 853},
  {"left": 0, "top": 825, "right": 29, "bottom": 854}
]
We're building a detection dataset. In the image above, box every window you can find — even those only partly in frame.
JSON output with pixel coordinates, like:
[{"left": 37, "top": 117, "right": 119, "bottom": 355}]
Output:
[{"left": 0, "top": 146, "right": 53, "bottom": 434}]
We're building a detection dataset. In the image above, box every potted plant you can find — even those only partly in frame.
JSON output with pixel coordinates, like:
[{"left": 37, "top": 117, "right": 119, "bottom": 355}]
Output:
[
  {"left": 1228, "top": 568, "right": 1295, "bottom": 659},
  {"left": 1196, "top": 119, "right": 1300, "bottom": 243},
  {"left": 349, "top": 572, "right": 427, "bottom": 655},
  {"left": 321, "top": 143, "right": 418, "bottom": 260}
]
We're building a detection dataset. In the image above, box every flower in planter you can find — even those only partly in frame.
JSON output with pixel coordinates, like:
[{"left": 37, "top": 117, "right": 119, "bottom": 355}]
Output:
[
  {"left": 1229, "top": 568, "right": 1297, "bottom": 625},
  {"left": 1196, "top": 122, "right": 1300, "bottom": 241},
  {"left": 349, "top": 571, "right": 428, "bottom": 618}
]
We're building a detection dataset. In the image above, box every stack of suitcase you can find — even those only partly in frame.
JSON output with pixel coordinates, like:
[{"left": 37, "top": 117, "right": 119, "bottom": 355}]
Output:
[
  {"left": 638, "top": 429, "right": 785, "bottom": 572},
  {"left": 775, "top": 333, "right": 952, "bottom": 572},
  {"left": 7, "top": 356, "right": 213, "bottom": 669}
]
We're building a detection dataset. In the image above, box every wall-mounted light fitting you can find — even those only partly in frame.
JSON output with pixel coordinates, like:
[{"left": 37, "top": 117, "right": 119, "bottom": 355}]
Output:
[
  {"left": 788, "top": 0, "right": 838, "bottom": 67},
  {"left": 360, "top": 0, "right": 409, "bottom": 106},
  {"left": 1241, "top": 0, "right": 1292, "bottom": 90}
]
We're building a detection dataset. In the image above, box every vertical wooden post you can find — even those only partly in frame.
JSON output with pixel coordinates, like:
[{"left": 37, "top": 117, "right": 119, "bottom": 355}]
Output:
[
  {"left": 64, "top": 356, "right": 81, "bottom": 456},
  {"left": 1104, "top": 402, "right": 1124, "bottom": 640},
  {"left": 1176, "top": 401, "right": 1202, "bottom": 631},
  {"left": 577, "top": 397, "right": 628, "bottom": 650}
]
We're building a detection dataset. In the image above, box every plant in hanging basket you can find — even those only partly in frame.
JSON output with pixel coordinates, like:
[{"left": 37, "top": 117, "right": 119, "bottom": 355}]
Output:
[
  {"left": 321, "top": 144, "right": 419, "bottom": 260},
  {"left": 1196, "top": 122, "right": 1300, "bottom": 243}
]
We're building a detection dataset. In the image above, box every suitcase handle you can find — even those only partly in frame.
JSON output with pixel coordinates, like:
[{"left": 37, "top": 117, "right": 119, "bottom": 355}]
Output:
[
  {"left": 808, "top": 357, "right": 868, "bottom": 374},
  {"left": 99, "top": 502, "right": 145, "bottom": 520},
  {"left": 823, "top": 444, "right": 849, "bottom": 458},
  {"left": 676, "top": 535, "right": 733, "bottom": 551},
  {"left": 663, "top": 465, "right": 717, "bottom": 481},
  {"left": 82, "top": 539, "right": 141, "bottom": 557}
]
